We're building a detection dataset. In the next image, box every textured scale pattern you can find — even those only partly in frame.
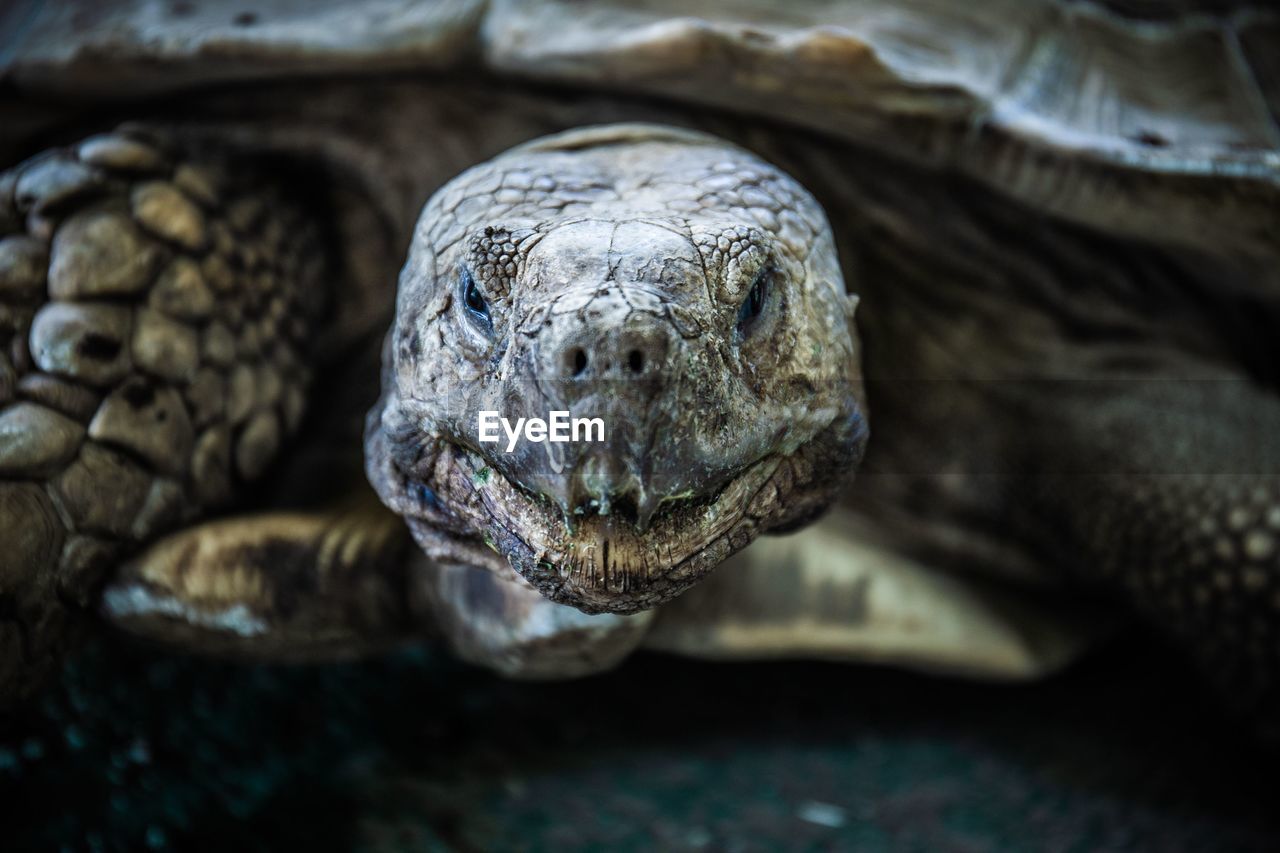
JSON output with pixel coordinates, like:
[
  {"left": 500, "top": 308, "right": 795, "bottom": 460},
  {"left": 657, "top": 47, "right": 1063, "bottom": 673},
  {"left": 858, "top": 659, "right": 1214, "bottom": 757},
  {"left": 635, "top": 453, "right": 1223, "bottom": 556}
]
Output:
[
  {"left": 1057, "top": 471, "right": 1280, "bottom": 731},
  {"left": 0, "top": 129, "right": 324, "bottom": 698},
  {"left": 370, "top": 125, "right": 864, "bottom": 617}
]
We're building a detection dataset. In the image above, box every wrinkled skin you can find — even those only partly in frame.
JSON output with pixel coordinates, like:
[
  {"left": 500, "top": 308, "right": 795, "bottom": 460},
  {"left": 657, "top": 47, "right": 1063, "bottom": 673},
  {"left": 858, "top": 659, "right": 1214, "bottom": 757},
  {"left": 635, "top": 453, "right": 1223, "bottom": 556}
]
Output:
[
  {"left": 367, "top": 125, "right": 866, "bottom": 613},
  {"left": 4, "top": 83, "right": 1276, "bottom": 731}
]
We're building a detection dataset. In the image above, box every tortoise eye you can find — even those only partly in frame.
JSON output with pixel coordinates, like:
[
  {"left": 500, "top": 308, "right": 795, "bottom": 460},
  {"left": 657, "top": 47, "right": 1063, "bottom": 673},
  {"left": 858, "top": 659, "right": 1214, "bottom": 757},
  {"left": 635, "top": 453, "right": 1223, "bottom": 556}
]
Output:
[
  {"left": 460, "top": 268, "right": 492, "bottom": 333},
  {"left": 737, "top": 267, "right": 771, "bottom": 334}
]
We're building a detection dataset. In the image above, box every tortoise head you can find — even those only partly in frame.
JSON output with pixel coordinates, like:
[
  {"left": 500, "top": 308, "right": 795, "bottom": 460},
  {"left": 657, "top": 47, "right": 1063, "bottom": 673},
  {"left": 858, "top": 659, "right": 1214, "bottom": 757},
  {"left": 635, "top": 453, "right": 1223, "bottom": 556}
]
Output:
[{"left": 367, "top": 124, "right": 866, "bottom": 613}]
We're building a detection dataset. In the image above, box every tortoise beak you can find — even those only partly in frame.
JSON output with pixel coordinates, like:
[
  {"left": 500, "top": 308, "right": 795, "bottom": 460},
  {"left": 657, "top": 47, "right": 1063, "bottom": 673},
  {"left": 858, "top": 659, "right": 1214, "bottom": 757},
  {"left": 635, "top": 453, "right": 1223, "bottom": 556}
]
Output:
[{"left": 562, "top": 450, "right": 667, "bottom": 533}]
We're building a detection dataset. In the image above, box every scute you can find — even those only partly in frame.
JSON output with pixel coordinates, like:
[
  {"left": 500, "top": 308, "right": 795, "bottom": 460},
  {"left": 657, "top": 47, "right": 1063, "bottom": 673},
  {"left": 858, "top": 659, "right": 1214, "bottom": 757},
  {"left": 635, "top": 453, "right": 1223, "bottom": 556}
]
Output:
[
  {"left": 4, "top": 0, "right": 1275, "bottom": 252},
  {"left": 645, "top": 509, "right": 1107, "bottom": 680},
  {"left": 481, "top": 0, "right": 1280, "bottom": 251},
  {"left": 0, "top": 0, "right": 485, "bottom": 95}
]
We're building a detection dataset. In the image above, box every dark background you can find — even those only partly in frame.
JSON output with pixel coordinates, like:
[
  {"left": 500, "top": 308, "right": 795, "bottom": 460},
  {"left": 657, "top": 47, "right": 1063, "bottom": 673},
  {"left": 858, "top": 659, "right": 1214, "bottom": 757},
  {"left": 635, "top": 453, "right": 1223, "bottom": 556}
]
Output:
[{"left": 1, "top": 631, "right": 1277, "bottom": 852}]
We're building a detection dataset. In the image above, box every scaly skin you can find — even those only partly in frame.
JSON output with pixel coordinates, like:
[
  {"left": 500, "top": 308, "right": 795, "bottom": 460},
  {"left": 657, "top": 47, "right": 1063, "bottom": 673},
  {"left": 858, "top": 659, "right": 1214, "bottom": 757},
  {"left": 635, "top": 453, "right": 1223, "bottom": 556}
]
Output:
[
  {"left": 366, "top": 124, "right": 868, "bottom": 615},
  {"left": 779, "top": 134, "right": 1280, "bottom": 726},
  {"left": 0, "top": 129, "right": 324, "bottom": 699},
  {"left": 5, "top": 107, "right": 1280, "bottom": 732}
]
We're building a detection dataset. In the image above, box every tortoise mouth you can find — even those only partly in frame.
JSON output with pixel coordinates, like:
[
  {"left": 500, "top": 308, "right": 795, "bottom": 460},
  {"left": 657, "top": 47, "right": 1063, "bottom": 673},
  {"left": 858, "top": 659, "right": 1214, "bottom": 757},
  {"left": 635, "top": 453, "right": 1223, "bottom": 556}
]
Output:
[
  {"left": 368, "top": 393, "right": 867, "bottom": 615},
  {"left": 412, "top": 441, "right": 785, "bottom": 614}
]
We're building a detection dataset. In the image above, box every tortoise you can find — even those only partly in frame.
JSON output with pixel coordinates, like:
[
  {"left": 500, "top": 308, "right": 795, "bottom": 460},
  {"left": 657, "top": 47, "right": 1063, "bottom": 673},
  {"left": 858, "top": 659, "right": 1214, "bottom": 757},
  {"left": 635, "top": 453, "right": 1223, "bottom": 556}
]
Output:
[{"left": 1, "top": 0, "right": 1279, "bottom": 723}]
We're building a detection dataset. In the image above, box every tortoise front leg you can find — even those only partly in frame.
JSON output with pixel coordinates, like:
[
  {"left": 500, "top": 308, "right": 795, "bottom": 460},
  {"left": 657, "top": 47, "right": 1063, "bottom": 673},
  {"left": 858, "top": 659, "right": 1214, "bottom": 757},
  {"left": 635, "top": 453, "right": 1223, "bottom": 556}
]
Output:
[
  {"left": 0, "top": 129, "right": 325, "bottom": 696},
  {"left": 1030, "top": 362, "right": 1280, "bottom": 728},
  {"left": 105, "top": 484, "right": 651, "bottom": 669},
  {"left": 101, "top": 488, "right": 417, "bottom": 659}
]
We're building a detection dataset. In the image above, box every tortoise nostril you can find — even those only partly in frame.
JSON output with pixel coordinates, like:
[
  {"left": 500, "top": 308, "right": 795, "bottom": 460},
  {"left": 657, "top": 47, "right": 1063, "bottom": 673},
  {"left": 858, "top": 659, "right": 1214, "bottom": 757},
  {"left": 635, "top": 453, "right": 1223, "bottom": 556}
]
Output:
[
  {"left": 569, "top": 348, "right": 588, "bottom": 377},
  {"left": 627, "top": 349, "right": 644, "bottom": 374}
]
